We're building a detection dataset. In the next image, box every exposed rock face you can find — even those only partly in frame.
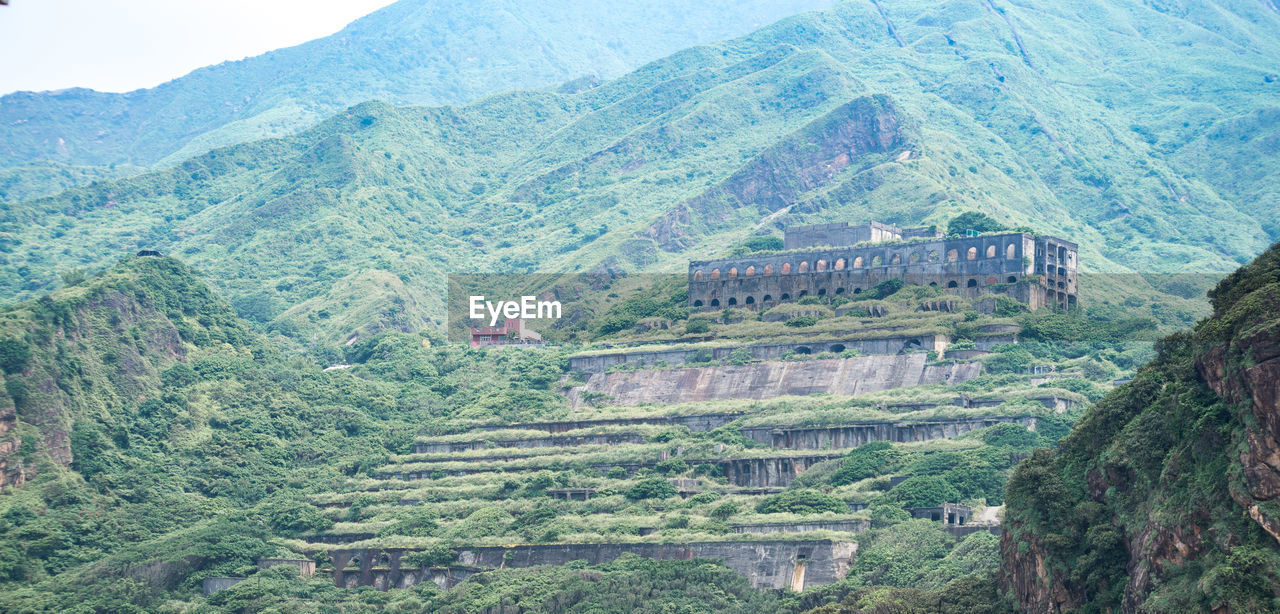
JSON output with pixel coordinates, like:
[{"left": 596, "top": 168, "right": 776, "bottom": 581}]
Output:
[
  {"left": 328, "top": 540, "right": 857, "bottom": 591},
  {"left": 569, "top": 354, "right": 980, "bottom": 407},
  {"left": 1000, "top": 242, "right": 1280, "bottom": 612}
]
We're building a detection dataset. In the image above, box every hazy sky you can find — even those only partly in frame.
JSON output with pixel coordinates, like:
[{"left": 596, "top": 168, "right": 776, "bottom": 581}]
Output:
[{"left": 0, "top": 0, "right": 397, "bottom": 95}]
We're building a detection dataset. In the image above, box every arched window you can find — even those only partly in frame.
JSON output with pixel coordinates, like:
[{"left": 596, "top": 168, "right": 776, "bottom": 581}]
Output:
[
  {"left": 929, "top": 282, "right": 938, "bottom": 287},
  {"left": 693, "top": 270, "right": 704, "bottom": 281},
  {"left": 853, "top": 256, "right": 864, "bottom": 268},
  {"left": 728, "top": 267, "right": 738, "bottom": 278},
  {"left": 816, "top": 259, "right": 827, "bottom": 272},
  {"left": 798, "top": 290, "right": 808, "bottom": 298},
  {"left": 762, "top": 295, "right": 773, "bottom": 303},
  {"left": 946, "top": 249, "right": 958, "bottom": 262},
  {"left": 986, "top": 245, "right": 997, "bottom": 258},
  {"left": 798, "top": 261, "right": 810, "bottom": 273},
  {"left": 834, "top": 258, "right": 846, "bottom": 270},
  {"left": 763, "top": 264, "right": 774, "bottom": 275},
  {"left": 835, "top": 287, "right": 845, "bottom": 295},
  {"left": 909, "top": 252, "right": 921, "bottom": 264},
  {"left": 711, "top": 269, "right": 721, "bottom": 279},
  {"left": 853, "top": 288, "right": 862, "bottom": 294},
  {"left": 781, "top": 263, "right": 791, "bottom": 274},
  {"left": 967, "top": 279, "right": 978, "bottom": 287},
  {"left": 817, "top": 288, "right": 827, "bottom": 296},
  {"left": 745, "top": 296, "right": 755, "bottom": 304},
  {"left": 710, "top": 298, "right": 720, "bottom": 306},
  {"left": 891, "top": 253, "right": 902, "bottom": 264},
  {"left": 1007, "top": 244, "right": 1017, "bottom": 260},
  {"left": 967, "top": 247, "right": 978, "bottom": 260},
  {"left": 745, "top": 265, "right": 755, "bottom": 276},
  {"left": 929, "top": 250, "right": 940, "bottom": 263},
  {"left": 693, "top": 300, "right": 704, "bottom": 307},
  {"left": 728, "top": 297, "right": 738, "bottom": 305},
  {"left": 872, "top": 255, "right": 883, "bottom": 266},
  {"left": 780, "top": 293, "right": 791, "bottom": 301},
  {"left": 947, "top": 281, "right": 959, "bottom": 288},
  {"left": 1007, "top": 276, "right": 1017, "bottom": 283}
]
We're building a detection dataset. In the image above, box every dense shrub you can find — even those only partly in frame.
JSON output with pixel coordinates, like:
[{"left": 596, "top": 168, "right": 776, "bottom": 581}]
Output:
[
  {"left": 755, "top": 489, "right": 846, "bottom": 514},
  {"left": 885, "top": 476, "right": 964, "bottom": 508},
  {"left": 625, "top": 478, "right": 677, "bottom": 500}
]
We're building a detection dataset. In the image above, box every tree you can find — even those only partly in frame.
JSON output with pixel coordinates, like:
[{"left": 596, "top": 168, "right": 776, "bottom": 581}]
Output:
[
  {"left": 885, "top": 476, "right": 963, "bottom": 508},
  {"left": 947, "top": 212, "right": 1006, "bottom": 237}
]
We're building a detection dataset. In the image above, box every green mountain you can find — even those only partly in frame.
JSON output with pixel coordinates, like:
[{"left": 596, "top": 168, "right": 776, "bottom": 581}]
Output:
[
  {"left": 5, "top": 0, "right": 1278, "bottom": 348},
  {"left": 0, "top": 0, "right": 834, "bottom": 198},
  {"left": 1001, "top": 240, "right": 1280, "bottom": 612}
]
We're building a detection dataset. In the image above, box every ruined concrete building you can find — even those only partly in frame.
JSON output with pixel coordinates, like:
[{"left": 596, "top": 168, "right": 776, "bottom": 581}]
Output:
[{"left": 688, "top": 222, "right": 1078, "bottom": 311}]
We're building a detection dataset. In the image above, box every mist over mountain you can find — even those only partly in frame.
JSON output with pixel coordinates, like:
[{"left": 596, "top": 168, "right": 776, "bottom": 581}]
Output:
[{"left": 0, "top": 0, "right": 834, "bottom": 199}]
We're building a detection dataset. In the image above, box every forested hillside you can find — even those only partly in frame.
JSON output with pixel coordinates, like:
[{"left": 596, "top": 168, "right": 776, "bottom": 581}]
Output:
[
  {"left": 1001, "top": 241, "right": 1280, "bottom": 612},
  {"left": 0, "top": 0, "right": 834, "bottom": 196},
  {"left": 3, "top": 0, "right": 1277, "bottom": 351}
]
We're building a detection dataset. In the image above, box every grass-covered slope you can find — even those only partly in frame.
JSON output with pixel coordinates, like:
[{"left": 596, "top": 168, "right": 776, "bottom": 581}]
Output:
[
  {"left": 1000, "top": 240, "right": 1280, "bottom": 612},
  {"left": 0, "top": 0, "right": 835, "bottom": 188},
  {"left": 4, "top": 0, "right": 1276, "bottom": 348}
]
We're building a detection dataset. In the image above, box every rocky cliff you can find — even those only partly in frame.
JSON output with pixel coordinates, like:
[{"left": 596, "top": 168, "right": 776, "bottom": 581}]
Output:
[
  {"left": 1000, "top": 242, "right": 1280, "bottom": 613},
  {"left": 568, "top": 354, "right": 980, "bottom": 407},
  {"left": 0, "top": 256, "right": 256, "bottom": 486}
]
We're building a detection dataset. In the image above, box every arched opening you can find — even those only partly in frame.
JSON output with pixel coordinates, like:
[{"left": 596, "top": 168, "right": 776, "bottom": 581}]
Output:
[
  {"left": 710, "top": 299, "right": 720, "bottom": 307},
  {"left": 1057, "top": 281, "right": 1065, "bottom": 289},
  {"left": 853, "top": 288, "right": 862, "bottom": 294},
  {"left": 853, "top": 256, "right": 864, "bottom": 268},
  {"left": 872, "top": 255, "right": 883, "bottom": 266},
  {"left": 929, "top": 282, "right": 938, "bottom": 287},
  {"left": 780, "top": 293, "right": 791, "bottom": 301},
  {"left": 835, "top": 287, "right": 845, "bottom": 295},
  {"left": 745, "top": 265, "right": 755, "bottom": 276},
  {"left": 986, "top": 245, "right": 997, "bottom": 258},
  {"left": 763, "top": 264, "right": 774, "bottom": 275},
  {"left": 711, "top": 269, "right": 721, "bottom": 279},
  {"left": 946, "top": 249, "right": 958, "bottom": 262},
  {"left": 798, "top": 261, "right": 810, "bottom": 273},
  {"left": 909, "top": 252, "right": 921, "bottom": 264},
  {"left": 781, "top": 263, "right": 792, "bottom": 274},
  {"left": 891, "top": 253, "right": 902, "bottom": 264},
  {"left": 745, "top": 296, "right": 755, "bottom": 305},
  {"left": 379, "top": 554, "right": 391, "bottom": 567},
  {"left": 816, "top": 259, "right": 827, "bottom": 272},
  {"left": 947, "top": 281, "right": 959, "bottom": 288},
  {"left": 1007, "top": 244, "right": 1017, "bottom": 260},
  {"left": 693, "top": 300, "right": 704, "bottom": 307},
  {"left": 762, "top": 295, "right": 773, "bottom": 303},
  {"left": 798, "top": 290, "right": 809, "bottom": 298},
  {"left": 728, "top": 267, "right": 738, "bottom": 278},
  {"left": 967, "top": 247, "right": 978, "bottom": 260},
  {"left": 829, "top": 344, "right": 846, "bottom": 354},
  {"left": 794, "top": 346, "right": 813, "bottom": 355},
  {"left": 834, "top": 258, "right": 846, "bottom": 270},
  {"left": 693, "top": 270, "right": 704, "bottom": 281},
  {"left": 929, "top": 250, "right": 940, "bottom": 263},
  {"left": 727, "top": 297, "right": 738, "bottom": 306},
  {"left": 817, "top": 288, "right": 827, "bottom": 296},
  {"left": 1007, "top": 276, "right": 1017, "bottom": 283},
  {"left": 967, "top": 279, "right": 978, "bottom": 287}
]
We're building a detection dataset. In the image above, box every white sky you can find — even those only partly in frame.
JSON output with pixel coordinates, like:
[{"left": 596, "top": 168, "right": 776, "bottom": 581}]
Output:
[{"left": 0, "top": 0, "right": 397, "bottom": 95}]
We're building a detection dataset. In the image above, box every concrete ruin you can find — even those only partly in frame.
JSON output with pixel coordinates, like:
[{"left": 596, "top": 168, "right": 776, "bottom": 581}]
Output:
[
  {"left": 909, "top": 502, "right": 972, "bottom": 525},
  {"left": 566, "top": 334, "right": 949, "bottom": 373},
  {"left": 567, "top": 354, "right": 981, "bottom": 407},
  {"left": 327, "top": 540, "right": 856, "bottom": 592},
  {"left": 688, "top": 222, "right": 1078, "bottom": 311},
  {"left": 739, "top": 416, "right": 1037, "bottom": 450}
]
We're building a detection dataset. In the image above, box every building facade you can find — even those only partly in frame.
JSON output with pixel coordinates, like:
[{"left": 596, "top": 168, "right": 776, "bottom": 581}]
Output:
[
  {"left": 470, "top": 318, "right": 543, "bottom": 347},
  {"left": 688, "top": 222, "right": 1078, "bottom": 312}
]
